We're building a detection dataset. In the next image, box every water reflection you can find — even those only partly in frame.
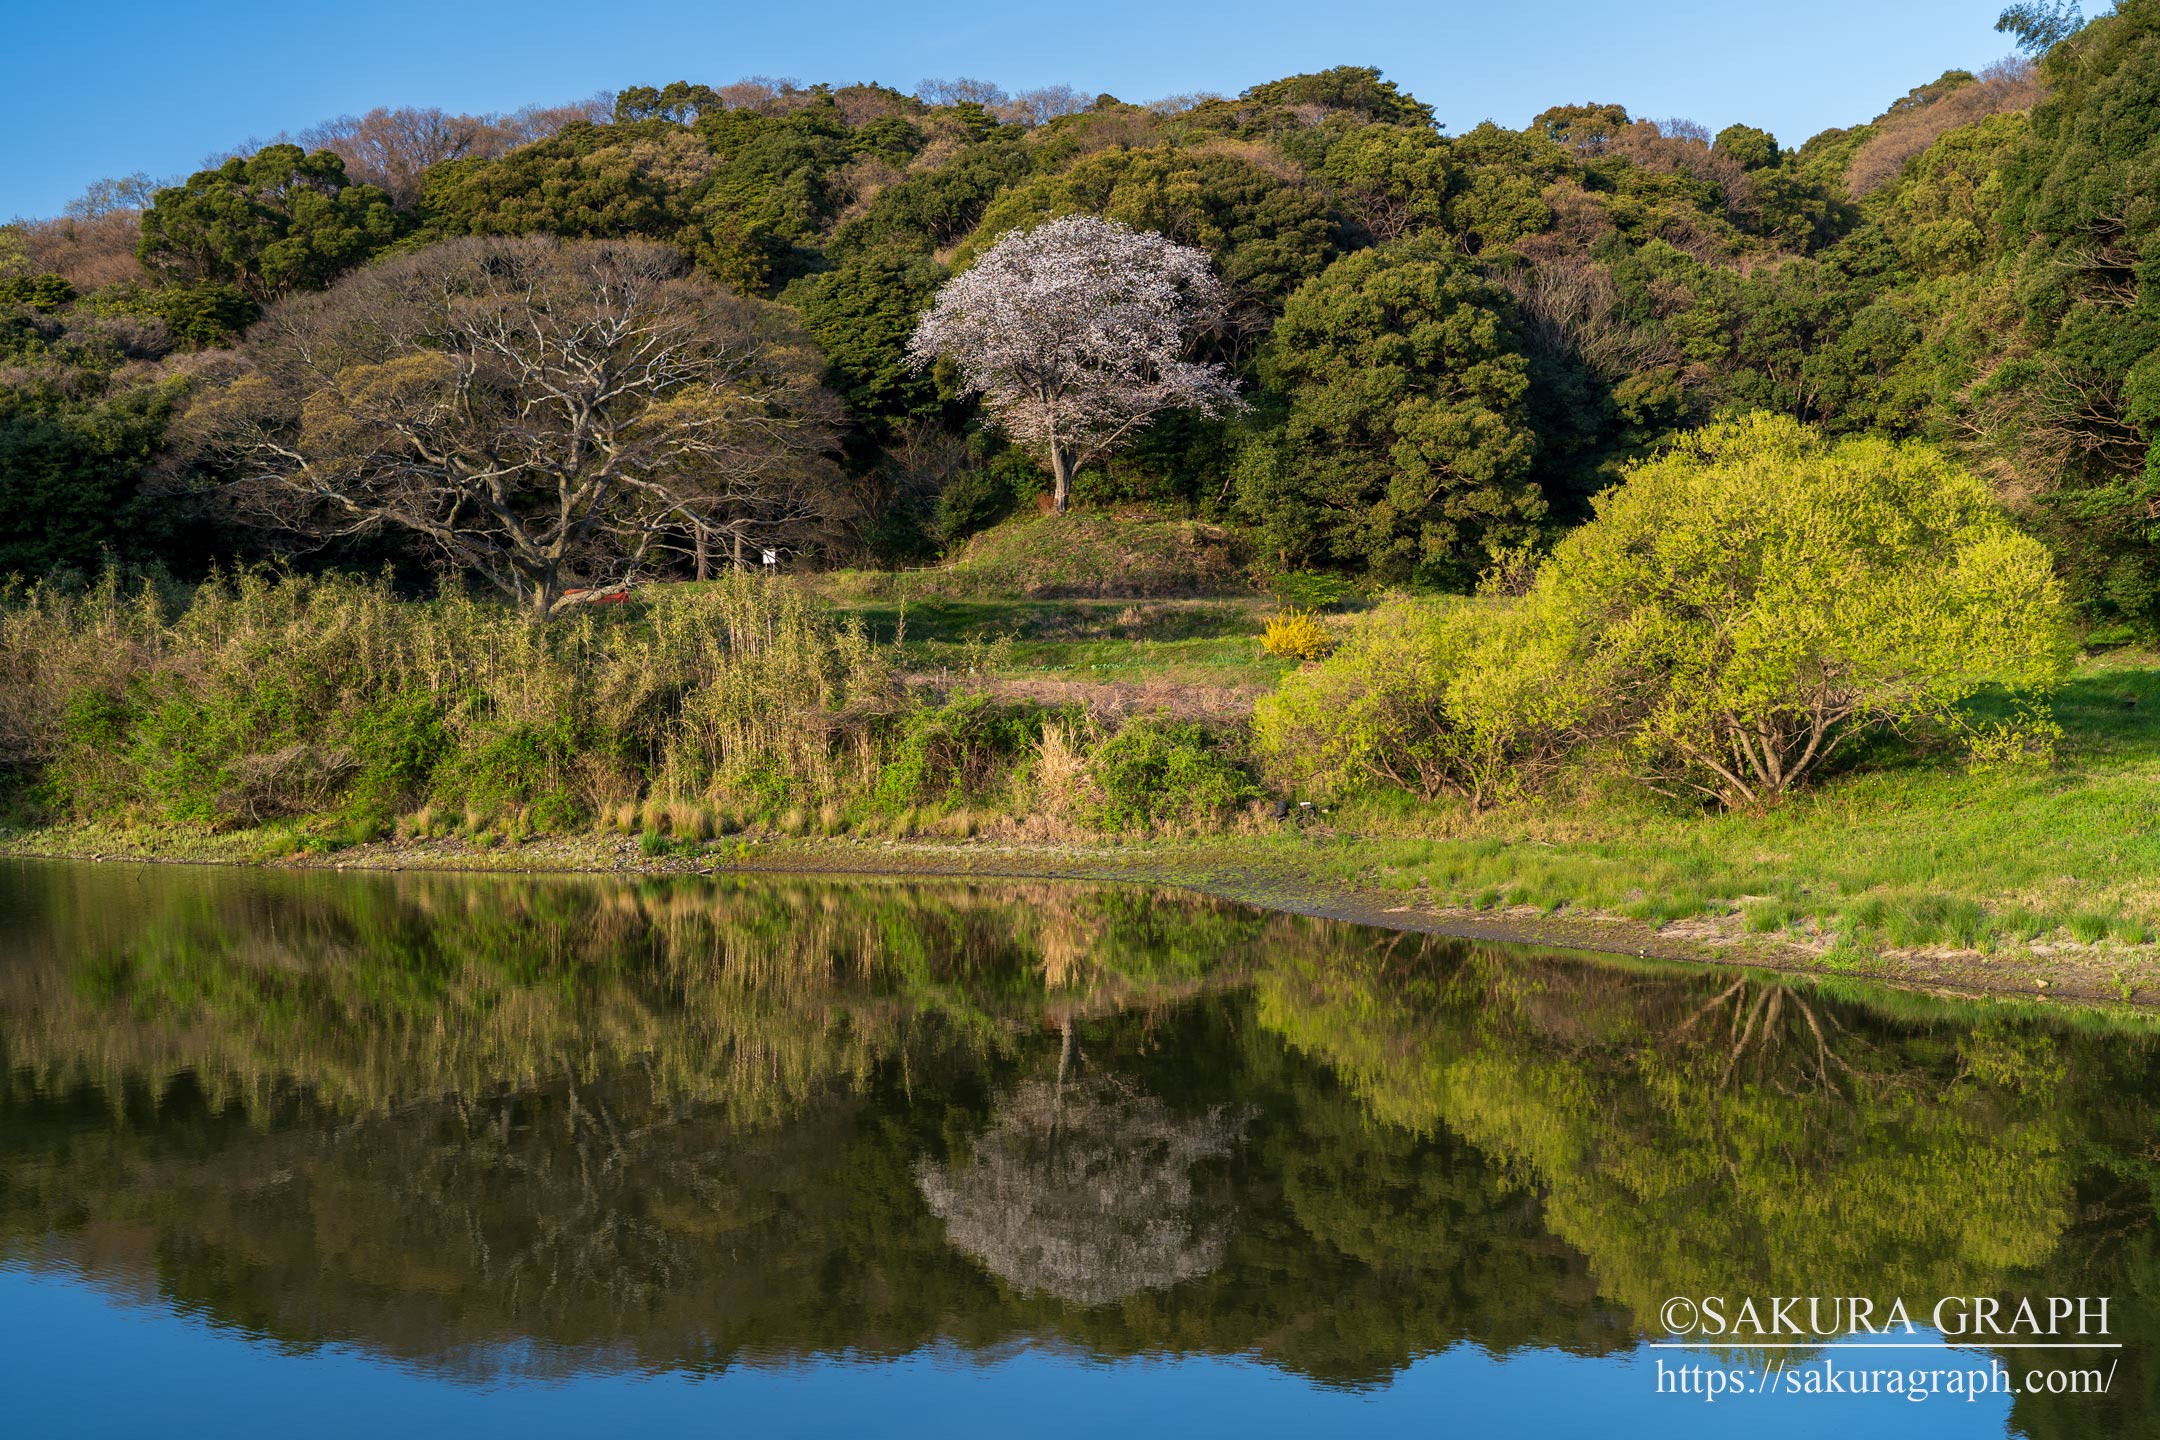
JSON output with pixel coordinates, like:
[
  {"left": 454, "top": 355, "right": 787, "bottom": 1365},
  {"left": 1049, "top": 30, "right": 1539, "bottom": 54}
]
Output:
[
  {"left": 918, "top": 1058, "right": 1251, "bottom": 1307},
  {"left": 1, "top": 860, "right": 2156, "bottom": 1436}
]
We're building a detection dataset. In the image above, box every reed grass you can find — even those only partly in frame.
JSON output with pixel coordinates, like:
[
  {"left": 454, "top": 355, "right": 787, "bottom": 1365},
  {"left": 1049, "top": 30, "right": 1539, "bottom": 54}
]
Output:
[{"left": 0, "top": 569, "right": 899, "bottom": 831}]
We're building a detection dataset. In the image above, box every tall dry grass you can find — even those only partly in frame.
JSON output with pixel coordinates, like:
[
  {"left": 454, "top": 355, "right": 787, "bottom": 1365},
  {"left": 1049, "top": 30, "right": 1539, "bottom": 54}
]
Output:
[{"left": 0, "top": 569, "right": 898, "bottom": 827}]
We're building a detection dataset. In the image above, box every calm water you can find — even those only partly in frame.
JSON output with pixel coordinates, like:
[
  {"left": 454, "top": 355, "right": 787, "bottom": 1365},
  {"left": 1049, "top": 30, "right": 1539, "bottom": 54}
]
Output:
[{"left": 0, "top": 861, "right": 2154, "bottom": 1438}]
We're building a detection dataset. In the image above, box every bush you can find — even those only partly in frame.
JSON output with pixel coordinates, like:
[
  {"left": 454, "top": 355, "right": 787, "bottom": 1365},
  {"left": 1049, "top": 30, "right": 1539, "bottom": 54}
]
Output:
[
  {"left": 1261, "top": 607, "right": 1336, "bottom": 661},
  {"left": 874, "top": 696, "right": 1072, "bottom": 809},
  {"left": 1254, "top": 595, "right": 1566, "bottom": 807},
  {"left": 1086, "top": 718, "right": 1257, "bottom": 833},
  {"left": 1509, "top": 414, "right": 2074, "bottom": 805},
  {"left": 1254, "top": 417, "right": 2074, "bottom": 811},
  {"left": 932, "top": 455, "right": 1024, "bottom": 549}
]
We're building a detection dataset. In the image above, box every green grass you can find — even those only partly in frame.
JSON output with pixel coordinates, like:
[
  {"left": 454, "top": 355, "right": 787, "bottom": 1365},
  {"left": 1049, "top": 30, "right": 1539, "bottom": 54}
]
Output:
[
  {"left": 799, "top": 514, "right": 1356, "bottom": 692},
  {"left": 1265, "top": 653, "right": 2160, "bottom": 956},
  {"left": 824, "top": 596, "right": 1273, "bottom": 646},
  {"left": 816, "top": 594, "right": 1293, "bottom": 690},
  {"left": 926, "top": 633, "right": 1288, "bottom": 688},
  {"left": 817, "top": 511, "right": 1253, "bottom": 602}
]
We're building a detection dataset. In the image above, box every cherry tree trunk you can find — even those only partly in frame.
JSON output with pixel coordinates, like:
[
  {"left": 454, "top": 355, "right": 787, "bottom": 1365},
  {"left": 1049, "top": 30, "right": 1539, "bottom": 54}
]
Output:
[{"left": 1050, "top": 445, "right": 1076, "bottom": 514}]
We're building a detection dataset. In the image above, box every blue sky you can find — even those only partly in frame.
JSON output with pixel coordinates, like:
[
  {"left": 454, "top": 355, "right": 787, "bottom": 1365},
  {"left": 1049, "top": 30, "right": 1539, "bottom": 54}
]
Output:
[{"left": 7, "top": 0, "right": 2022, "bottom": 217}]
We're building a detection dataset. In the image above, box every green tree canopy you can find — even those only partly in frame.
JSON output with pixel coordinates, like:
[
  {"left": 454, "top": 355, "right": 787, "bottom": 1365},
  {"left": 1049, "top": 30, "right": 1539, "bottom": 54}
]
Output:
[
  {"left": 961, "top": 144, "right": 1336, "bottom": 328},
  {"left": 1244, "top": 242, "right": 1542, "bottom": 583},
  {"left": 137, "top": 145, "right": 401, "bottom": 300},
  {"left": 1981, "top": 0, "right": 2160, "bottom": 623}
]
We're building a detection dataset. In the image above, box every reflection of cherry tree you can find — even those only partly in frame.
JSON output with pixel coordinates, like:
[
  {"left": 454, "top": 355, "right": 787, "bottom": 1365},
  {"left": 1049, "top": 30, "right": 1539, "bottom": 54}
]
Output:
[{"left": 917, "top": 1027, "right": 1248, "bottom": 1306}]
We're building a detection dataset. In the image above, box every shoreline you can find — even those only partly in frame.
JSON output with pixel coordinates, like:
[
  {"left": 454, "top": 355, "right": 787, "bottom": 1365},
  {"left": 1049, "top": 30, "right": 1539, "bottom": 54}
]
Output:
[{"left": 8, "top": 825, "right": 2153, "bottom": 1016}]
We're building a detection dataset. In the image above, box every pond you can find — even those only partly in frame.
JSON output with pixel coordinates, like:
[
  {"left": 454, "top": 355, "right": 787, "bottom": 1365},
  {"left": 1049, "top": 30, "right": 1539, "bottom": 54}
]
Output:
[{"left": 0, "top": 859, "right": 2150, "bottom": 1438}]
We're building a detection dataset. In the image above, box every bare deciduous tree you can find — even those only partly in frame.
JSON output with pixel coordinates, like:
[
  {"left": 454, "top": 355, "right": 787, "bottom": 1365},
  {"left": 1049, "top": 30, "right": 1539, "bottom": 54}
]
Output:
[
  {"left": 907, "top": 216, "right": 1241, "bottom": 512},
  {"left": 914, "top": 77, "right": 1010, "bottom": 108},
  {"left": 294, "top": 108, "right": 501, "bottom": 209},
  {"left": 213, "top": 95, "right": 617, "bottom": 210},
  {"left": 1497, "top": 252, "right": 1681, "bottom": 381},
  {"left": 185, "top": 236, "right": 846, "bottom": 620},
  {"left": 2, "top": 174, "right": 159, "bottom": 290},
  {"left": 996, "top": 85, "right": 1093, "bottom": 127},
  {"left": 1844, "top": 60, "right": 2041, "bottom": 196}
]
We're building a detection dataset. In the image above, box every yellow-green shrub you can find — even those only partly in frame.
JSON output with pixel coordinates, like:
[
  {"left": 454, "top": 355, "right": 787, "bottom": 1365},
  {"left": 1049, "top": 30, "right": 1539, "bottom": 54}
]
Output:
[
  {"left": 1261, "top": 607, "right": 1336, "bottom": 661},
  {"left": 1516, "top": 414, "right": 2074, "bottom": 805},
  {"left": 1254, "top": 595, "right": 1566, "bottom": 807}
]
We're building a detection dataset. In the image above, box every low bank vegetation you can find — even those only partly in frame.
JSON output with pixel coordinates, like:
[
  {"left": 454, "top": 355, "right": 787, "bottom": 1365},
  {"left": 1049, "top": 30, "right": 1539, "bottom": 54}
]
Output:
[
  {"left": 0, "top": 569, "right": 1257, "bottom": 846},
  {"left": 0, "top": 415, "right": 2109, "bottom": 963}
]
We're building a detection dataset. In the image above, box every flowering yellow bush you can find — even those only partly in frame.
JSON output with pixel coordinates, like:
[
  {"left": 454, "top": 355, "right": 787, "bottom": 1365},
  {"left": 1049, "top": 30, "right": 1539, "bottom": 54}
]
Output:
[{"left": 1261, "top": 607, "right": 1335, "bottom": 662}]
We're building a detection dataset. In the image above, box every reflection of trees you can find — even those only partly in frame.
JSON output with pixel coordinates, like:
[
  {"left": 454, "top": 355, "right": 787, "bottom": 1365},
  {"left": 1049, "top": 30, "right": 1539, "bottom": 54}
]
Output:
[
  {"left": 1269, "top": 1082, "right": 1617, "bottom": 1362},
  {"left": 0, "top": 863, "right": 1263, "bottom": 1124},
  {"left": 1258, "top": 940, "right": 2083, "bottom": 1318},
  {"left": 8, "top": 857, "right": 2160, "bottom": 1431},
  {"left": 919, "top": 1028, "right": 1248, "bottom": 1305},
  {"left": 1251, "top": 939, "right": 2160, "bottom": 1437},
  {"left": 0, "top": 861, "right": 1619, "bottom": 1388},
  {"left": 0, "top": 1061, "right": 903, "bottom": 1379},
  {"left": 0, "top": 987, "right": 1610, "bottom": 1388}
]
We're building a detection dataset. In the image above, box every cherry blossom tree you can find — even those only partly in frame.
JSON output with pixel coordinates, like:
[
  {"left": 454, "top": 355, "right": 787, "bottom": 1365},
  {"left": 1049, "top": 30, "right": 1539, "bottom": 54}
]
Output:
[{"left": 907, "top": 215, "right": 1241, "bottom": 513}]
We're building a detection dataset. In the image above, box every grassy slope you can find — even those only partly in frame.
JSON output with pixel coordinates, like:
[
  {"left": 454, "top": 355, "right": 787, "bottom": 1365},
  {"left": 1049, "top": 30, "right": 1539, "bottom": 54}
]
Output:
[
  {"left": 817, "top": 510, "right": 1251, "bottom": 602},
  {"left": 811, "top": 512, "right": 1292, "bottom": 701},
  {"left": 1289, "top": 651, "right": 2160, "bottom": 964},
  {"left": 842, "top": 596, "right": 1290, "bottom": 693}
]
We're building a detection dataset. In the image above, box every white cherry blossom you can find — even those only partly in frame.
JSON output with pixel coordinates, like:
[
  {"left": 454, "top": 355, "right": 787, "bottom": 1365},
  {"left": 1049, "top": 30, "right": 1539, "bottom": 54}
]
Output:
[{"left": 908, "top": 215, "right": 1242, "bottom": 512}]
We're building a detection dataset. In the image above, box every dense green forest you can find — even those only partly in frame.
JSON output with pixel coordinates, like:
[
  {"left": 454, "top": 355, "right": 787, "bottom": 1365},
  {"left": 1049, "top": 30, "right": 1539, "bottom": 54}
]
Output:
[{"left": 2, "top": 2, "right": 2154, "bottom": 622}]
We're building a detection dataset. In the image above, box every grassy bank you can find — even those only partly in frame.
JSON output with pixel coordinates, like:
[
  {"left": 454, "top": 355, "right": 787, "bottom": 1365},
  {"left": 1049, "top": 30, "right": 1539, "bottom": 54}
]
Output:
[
  {"left": 12, "top": 813, "right": 2160, "bottom": 1011},
  {"left": 0, "top": 564, "right": 1267, "bottom": 847},
  {"left": 4, "top": 530, "right": 2157, "bottom": 997}
]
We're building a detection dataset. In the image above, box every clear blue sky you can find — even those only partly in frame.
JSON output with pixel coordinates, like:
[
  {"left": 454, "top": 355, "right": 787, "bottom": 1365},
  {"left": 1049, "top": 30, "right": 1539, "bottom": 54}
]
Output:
[{"left": 6, "top": 0, "right": 2021, "bottom": 217}]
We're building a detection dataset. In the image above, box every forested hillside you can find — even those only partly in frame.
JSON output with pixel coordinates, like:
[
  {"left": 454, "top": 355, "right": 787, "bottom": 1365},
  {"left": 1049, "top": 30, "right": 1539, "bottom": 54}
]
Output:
[{"left": 3, "top": 1, "right": 2156, "bottom": 624}]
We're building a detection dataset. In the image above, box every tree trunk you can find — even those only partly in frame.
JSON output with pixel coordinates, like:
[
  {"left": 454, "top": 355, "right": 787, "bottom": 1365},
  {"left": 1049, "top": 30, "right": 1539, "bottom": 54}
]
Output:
[
  {"left": 528, "top": 561, "right": 563, "bottom": 625},
  {"left": 694, "top": 522, "right": 710, "bottom": 582},
  {"left": 732, "top": 528, "right": 745, "bottom": 572},
  {"left": 1050, "top": 444, "right": 1075, "bottom": 514}
]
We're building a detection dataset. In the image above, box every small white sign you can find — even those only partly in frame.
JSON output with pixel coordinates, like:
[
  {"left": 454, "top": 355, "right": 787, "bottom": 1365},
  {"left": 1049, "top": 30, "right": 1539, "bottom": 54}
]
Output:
[{"left": 761, "top": 549, "right": 778, "bottom": 567}]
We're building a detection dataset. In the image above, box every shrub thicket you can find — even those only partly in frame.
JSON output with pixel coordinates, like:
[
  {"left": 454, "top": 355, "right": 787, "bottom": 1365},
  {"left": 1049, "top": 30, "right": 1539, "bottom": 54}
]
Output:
[
  {"left": 1085, "top": 718, "right": 1258, "bottom": 833},
  {"left": 1257, "top": 415, "right": 2075, "bottom": 810},
  {"left": 1253, "top": 594, "right": 1569, "bottom": 808},
  {"left": 1518, "top": 415, "right": 2073, "bottom": 804}
]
